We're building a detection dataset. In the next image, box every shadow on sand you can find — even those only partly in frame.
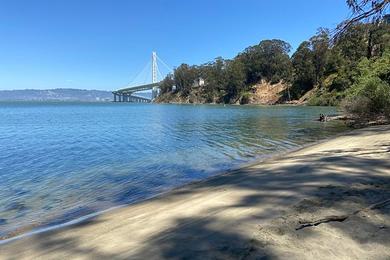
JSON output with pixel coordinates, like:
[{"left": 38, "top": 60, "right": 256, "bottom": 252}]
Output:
[{"left": 1, "top": 131, "right": 390, "bottom": 259}]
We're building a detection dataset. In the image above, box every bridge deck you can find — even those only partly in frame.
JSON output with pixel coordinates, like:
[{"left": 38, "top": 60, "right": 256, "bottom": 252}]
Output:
[
  {"left": 113, "top": 82, "right": 161, "bottom": 94},
  {"left": 113, "top": 82, "right": 162, "bottom": 102}
]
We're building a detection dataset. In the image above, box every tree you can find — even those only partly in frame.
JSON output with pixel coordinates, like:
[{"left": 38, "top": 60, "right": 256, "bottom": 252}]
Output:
[
  {"left": 291, "top": 41, "right": 316, "bottom": 98},
  {"left": 336, "top": 0, "right": 390, "bottom": 37},
  {"left": 334, "top": 24, "right": 369, "bottom": 61},
  {"left": 323, "top": 22, "right": 390, "bottom": 92},
  {"left": 343, "top": 49, "right": 390, "bottom": 118},
  {"left": 173, "top": 64, "right": 198, "bottom": 96},
  {"left": 199, "top": 57, "right": 227, "bottom": 102},
  {"left": 238, "top": 39, "right": 292, "bottom": 85},
  {"left": 157, "top": 9, "right": 388, "bottom": 107},
  {"left": 368, "top": 21, "right": 390, "bottom": 57},
  {"left": 309, "top": 29, "right": 330, "bottom": 85},
  {"left": 159, "top": 74, "right": 175, "bottom": 94},
  {"left": 223, "top": 59, "right": 246, "bottom": 103}
]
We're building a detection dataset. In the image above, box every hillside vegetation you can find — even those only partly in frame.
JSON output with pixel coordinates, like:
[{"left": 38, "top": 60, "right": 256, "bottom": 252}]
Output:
[{"left": 156, "top": 19, "right": 390, "bottom": 119}]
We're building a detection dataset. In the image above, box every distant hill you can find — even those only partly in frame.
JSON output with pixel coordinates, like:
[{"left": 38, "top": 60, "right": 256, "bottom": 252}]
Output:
[
  {"left": 0, "top": 89, "right": 114, "bottom": 102},
  {"left": 0, "top": 88, "right": 153, "bottom": 102}
]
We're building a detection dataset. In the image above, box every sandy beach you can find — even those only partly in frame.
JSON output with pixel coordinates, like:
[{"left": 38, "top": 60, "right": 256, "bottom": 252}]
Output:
[{"left": 0, "top": 125, "right": 389, "bottom": 259}]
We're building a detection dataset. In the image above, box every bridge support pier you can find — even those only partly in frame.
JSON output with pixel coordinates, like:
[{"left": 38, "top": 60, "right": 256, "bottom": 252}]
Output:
[{"left": 112, "top": 91, "right": 153, "bottom": 103}]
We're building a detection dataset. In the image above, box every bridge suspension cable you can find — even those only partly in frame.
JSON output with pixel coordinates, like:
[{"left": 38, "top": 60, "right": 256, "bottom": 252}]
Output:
[
  {"left": 113, "top": 52, "right": 174, "bottom": 103},
  {"left": 156, "top": 54, "right": 173, "bottom": 74},
  {"left": 124, "top": 52, "right": 172, "bottom": 89},
  {"left": 126, "top": 59, "right": 151, "bottom": 88}
]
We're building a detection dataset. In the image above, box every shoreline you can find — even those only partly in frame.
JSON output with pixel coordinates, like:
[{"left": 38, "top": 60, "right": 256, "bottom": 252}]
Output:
[
  {"left": 0, "top": 125, "right": 353, "bottom": 244},
  {"left": 1, "top": 125, "right": 389, "bottom": 259}
]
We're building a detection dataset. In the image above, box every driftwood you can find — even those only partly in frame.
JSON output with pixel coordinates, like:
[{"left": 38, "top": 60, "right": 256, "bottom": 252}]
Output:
[
  {"left": 356, "top": 198, "right": 390, "bottom": 213},
  {"left": 296, "top": 199, "right": 390, "bottom": 230},
  {"left": 296, "top": 215, "right": 348, "bottom": 230}
]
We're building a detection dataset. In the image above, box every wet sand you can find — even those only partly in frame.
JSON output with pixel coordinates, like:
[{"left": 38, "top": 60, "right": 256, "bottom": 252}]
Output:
[{"left": 1, "top": 125, "right": 389, "bottom": 259}]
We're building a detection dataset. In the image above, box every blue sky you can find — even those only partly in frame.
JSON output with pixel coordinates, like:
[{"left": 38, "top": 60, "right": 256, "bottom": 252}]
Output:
[{"left": 0, "top": 0, "right": 351, "bottom": 91}]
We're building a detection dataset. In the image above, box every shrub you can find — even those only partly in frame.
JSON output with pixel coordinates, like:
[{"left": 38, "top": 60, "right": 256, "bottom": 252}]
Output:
[
  {"left": 239, "top": 92, "right": 251, "bottom": 104},
  {"left": 308, "top": 90, "right": 343, "bottom": 106},
  {"left": 343, "top": 49, "right": 390, "bottom": 119},
  {"left": 341, "top": 96, "right": 372, "bottom": 118}
]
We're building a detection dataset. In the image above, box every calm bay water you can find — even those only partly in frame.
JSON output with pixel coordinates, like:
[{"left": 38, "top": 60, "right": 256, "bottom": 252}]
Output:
[{"left": 0, "top": 102, "right": 348, "bottom": 237}]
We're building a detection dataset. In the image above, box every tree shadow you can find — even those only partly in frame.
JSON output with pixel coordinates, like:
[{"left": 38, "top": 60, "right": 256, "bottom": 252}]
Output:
[
  {"left": 0, "top": 215, "right": 121, "bottom": 260},
  {"left": 129, "top": 145, "right": 390, "bottom": 259},
  {"left": 130, "top": 216, "right": 274, "bottom": 260},
  {"left": 1, "top": 133, "right": 389, "bottom": 259}
]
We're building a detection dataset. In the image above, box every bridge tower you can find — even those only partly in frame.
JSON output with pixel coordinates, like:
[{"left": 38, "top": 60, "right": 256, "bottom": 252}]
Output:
[
  {"left": 152, "top": 51, "right": 158, "bottom": 99},
  {"left": 113, "top": 51, "right": 171, "bottom": 102},
  {"left": 152, "top": 51, "right": 158, "bottom": 84}
]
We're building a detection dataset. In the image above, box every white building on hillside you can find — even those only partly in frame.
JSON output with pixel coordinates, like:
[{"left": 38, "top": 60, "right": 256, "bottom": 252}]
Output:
[{"left": 193, "top": 78, "right": 205, "bottom": 88}]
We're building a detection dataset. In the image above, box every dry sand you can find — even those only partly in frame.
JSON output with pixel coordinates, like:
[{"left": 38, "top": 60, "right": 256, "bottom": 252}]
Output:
[{"left": 0, "top": 125, "right": 389, "bottom": 260}]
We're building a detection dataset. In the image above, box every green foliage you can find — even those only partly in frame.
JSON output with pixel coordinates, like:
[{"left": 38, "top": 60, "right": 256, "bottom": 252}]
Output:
[
  {"left": 239, "top": 92, "right": 251, "bottom": 105},
  {"left": 310, "top": 29, "right": 330, "bottom": 85},
  {"left": 158, "top": 17, "right": 390, "bottom": 117},
  {"left": 160, "top": 39, "right": 292, "bottom": 104},
  {"left": 324, "top": 23, "right": 390, "bottom": 92},
  {"left": 343, "top": 49, "right": 390, "bottom": 118},
  {"left": 223, "top": 59, "right": 247, "bottom": 103},
  {"left": 307, "top": 90, "right": 345, "bottom": 106},
  {"left": 199, "top": 57, "right": 228, "bottom": 102},
  {"left": 290, "top": 41, "right": 316, "bottom": 99},
  {"left": 306, "top": 22, "right": 390, "bottom": 116},
  {"left": 290, "top": 29, "right": 331, "bottom": 99},
  {"left": 159, "top": 74, "right": 175, "bottom": 94},
  {"left": 174, "top": 64, "right": 198, "bottom": 97},
  {"left": 238, "top": 39, "right": 292, "bottom": 84},
  {"left": 334, "top": 24, "right": 369, "bottom": 62}
]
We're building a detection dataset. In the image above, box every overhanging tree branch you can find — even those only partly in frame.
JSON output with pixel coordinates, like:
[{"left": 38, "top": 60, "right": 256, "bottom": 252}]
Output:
[{"left": 333, "top": 0, "right": 389, "bottom": 40}]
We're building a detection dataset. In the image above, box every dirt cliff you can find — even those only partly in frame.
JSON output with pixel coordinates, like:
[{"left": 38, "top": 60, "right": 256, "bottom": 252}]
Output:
[{"left": 246, "top": 80, "right": 288, "bottom": 105}]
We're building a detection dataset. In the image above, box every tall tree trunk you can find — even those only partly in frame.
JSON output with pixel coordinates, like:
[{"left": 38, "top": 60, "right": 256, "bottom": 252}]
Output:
[{"left": 367, "top": 29, "right": 373, "bottom": 59}]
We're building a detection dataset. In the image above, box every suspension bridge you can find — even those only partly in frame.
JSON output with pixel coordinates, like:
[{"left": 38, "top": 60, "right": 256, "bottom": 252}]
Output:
[{"left": 112, "top": 52, "right": 172, "bottom": 103}]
